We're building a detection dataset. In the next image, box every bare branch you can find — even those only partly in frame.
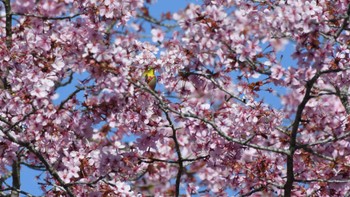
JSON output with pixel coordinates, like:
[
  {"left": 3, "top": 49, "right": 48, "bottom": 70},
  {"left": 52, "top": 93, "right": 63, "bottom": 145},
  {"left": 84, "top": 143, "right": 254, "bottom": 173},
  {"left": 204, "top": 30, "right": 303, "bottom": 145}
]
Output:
[
  {"left": 21, "top": 162, "right": 46, "bottom": 171},
  {"left": 66, "top": 174, "right": 107, "bottom": 187},
  {"left": 136, "top": 13, "right": 177, "bottom": 28},
  {"left": 11, "top": 158, "right": 20, "bottom": 197},
  {"left": 54, "top": 71, "right": 74, "bottom": 90},
  {"left": 140, "top": 155, "right": 209, "bottom": 164},
  {"left": 267, "top": 181, "right": 284, "bottom": 189},
  {"left": 276, "top": 126, "right": 292, "bottom": 136},
  {"left": 2, "top": 0, "right": 12, "bottom": 48},
  {"left": 0, "top": 186, "right": 40, "bottom": 197},
  {"left": 0, "top": 171, "right": 11, "bottom": 183},
  {"left": 335, "top": 86, "right": 350, "bottom": 114},
  {"left": 12, "top": 12, "right": 82, "bottom": 21},
  {"left": 296, "top": 178, "right": 350, "bottom": 183},
  {"left": 309, "top": 130, "right": 350, "bottom": 146},
  {"left": 251, "top": 0, "right": 276, "bottom": 9},
  {"left": 140, "top": 157, "right": 178, "bottom": 164},
  {"left": 58, "top": 86, "right": 83, "bottom": 110},
  {"left": 241, "top": 185, "right": 265, "bottom": 197}
]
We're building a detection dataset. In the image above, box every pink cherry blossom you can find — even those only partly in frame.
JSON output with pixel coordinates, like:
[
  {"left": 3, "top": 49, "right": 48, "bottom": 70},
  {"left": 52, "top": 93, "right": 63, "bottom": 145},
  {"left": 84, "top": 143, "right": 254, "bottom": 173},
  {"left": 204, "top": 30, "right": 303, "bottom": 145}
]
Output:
[
  {"left": 151, "top": 28, "right": 165, "bottom": 43},
  {"left": 1, "top": 0, "right": 350, "bottom": 197}
]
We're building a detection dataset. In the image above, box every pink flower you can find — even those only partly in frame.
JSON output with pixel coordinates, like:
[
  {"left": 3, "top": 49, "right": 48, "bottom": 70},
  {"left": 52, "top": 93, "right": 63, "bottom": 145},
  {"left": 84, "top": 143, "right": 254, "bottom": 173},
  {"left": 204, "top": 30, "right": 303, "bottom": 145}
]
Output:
[{"left": 151, "top": 28, "right": 165, "bottom": 43}]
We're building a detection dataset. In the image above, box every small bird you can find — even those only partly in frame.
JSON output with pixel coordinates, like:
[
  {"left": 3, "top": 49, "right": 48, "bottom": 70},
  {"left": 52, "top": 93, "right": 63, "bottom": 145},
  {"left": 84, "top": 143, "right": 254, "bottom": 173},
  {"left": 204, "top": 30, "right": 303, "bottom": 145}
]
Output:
[{"left": 142, "top": 68, "right": 156, "bottom": 90}]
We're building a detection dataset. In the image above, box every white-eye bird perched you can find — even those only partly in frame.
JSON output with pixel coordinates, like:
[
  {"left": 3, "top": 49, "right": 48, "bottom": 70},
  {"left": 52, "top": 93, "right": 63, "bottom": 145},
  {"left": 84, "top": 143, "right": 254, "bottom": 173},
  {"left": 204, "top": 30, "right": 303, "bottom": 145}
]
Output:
[{"left": 142, "top": 68, "right": 156, "bottom": 90}]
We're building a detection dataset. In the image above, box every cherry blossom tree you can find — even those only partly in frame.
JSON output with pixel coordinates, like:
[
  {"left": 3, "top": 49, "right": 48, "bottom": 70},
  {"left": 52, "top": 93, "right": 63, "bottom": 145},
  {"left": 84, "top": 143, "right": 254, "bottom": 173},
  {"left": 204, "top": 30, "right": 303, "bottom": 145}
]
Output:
[{"left": 1, "top": 0, "right": 350, "bottom": 196}]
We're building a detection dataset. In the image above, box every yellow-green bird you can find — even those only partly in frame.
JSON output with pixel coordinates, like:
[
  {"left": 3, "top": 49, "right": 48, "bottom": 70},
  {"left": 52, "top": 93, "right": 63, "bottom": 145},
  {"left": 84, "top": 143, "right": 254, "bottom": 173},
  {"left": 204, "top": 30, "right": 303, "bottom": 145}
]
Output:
[{"left": 142, "top": 68, "right": 156, "bottom": 90}]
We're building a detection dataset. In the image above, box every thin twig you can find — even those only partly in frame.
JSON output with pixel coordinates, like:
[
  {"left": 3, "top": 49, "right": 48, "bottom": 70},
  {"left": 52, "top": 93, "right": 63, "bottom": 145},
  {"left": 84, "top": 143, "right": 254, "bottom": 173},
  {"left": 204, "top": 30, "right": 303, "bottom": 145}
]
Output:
[
  {"left": 136, "top": 13, "right": 177, "bottom": 28},
  {"left": 58, "top": 86, "right": 83, "bottom": 109},
  {"left": 140, "top": 155, "right": 208, "bottom": 164},
  {"left": 54, "top": 71, "right": 74, "bottom": 90},
  {"left": 12, "top": 12, "right": 81, "bottom": 20},
  {"left": 296, "top": 178, "right": 350, "bottom": 183}
]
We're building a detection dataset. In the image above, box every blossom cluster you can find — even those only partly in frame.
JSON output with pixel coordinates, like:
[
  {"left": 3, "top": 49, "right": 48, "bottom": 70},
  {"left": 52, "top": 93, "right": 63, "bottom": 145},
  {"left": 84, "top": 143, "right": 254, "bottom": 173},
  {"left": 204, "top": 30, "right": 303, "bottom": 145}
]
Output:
[{"left": 1, "top": 0, "right": 350, "bottom": 196}]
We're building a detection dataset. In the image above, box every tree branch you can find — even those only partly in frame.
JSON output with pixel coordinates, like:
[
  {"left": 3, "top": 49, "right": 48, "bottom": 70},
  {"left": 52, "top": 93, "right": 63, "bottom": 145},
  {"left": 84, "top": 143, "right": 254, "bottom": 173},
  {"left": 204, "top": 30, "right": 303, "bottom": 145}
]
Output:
[
  {"left": 2, "top": 0, "right": 12, "bottom": 48},
  {"left": 54, "top": 71, "right": 74, "bottom": 91},
  {"left": 295, "top": 178, "right": 350, "bottom": 183},
  {"left": 129, "top": 79, "right": 288, "bottom": 155},
  {"left": 140, "top": 155, "right": 209, "bottom": 164},
  {"left": 16, "top": 142, "right": 75, "bottom": 196},
  {"left": 308, "top": 130, "right": 350, "bottom": 146},
  {"left": 334, "top": 3, "right": 350, "bottom": 40},
  {"left": 299, "top": 146, "right": 336, "bottom": 163},
  {"left": 0, "top": 114, "right": 75, "bottom": 196},
  {"left": 222, "top": 42, "right": 272, "bottom": 75},
  {"left": 184, "top": 71, "right": 247, "bottom": 104},
  {"left": 58, "top": 86, "right": 83, "bottom": 110},
  {"left": 161, "top": 98, "right": 183, "bottom": 197},
  {"left": 21, "top": 162, "right": 46, "bottom": 171},
  {"left": 11, "top": 158, "right": 20, "bottom": 197},
  {"left": 241, "top": 185, "right": 265, "bottom": 197},
  {"left": 284, "top": 71, "right": 321, "bottom": 196},
  {"left": 136, "top": 13, "right": 177, "bottom": 28},
  {"left": 335, "top": 86, "right": 350, "bottom": 114},
  {"left": 12, "top": 12, "right": 81, "bottom": 21},
  {"left": 1, "top": 186, "right": 39, "bottom": 197}
]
